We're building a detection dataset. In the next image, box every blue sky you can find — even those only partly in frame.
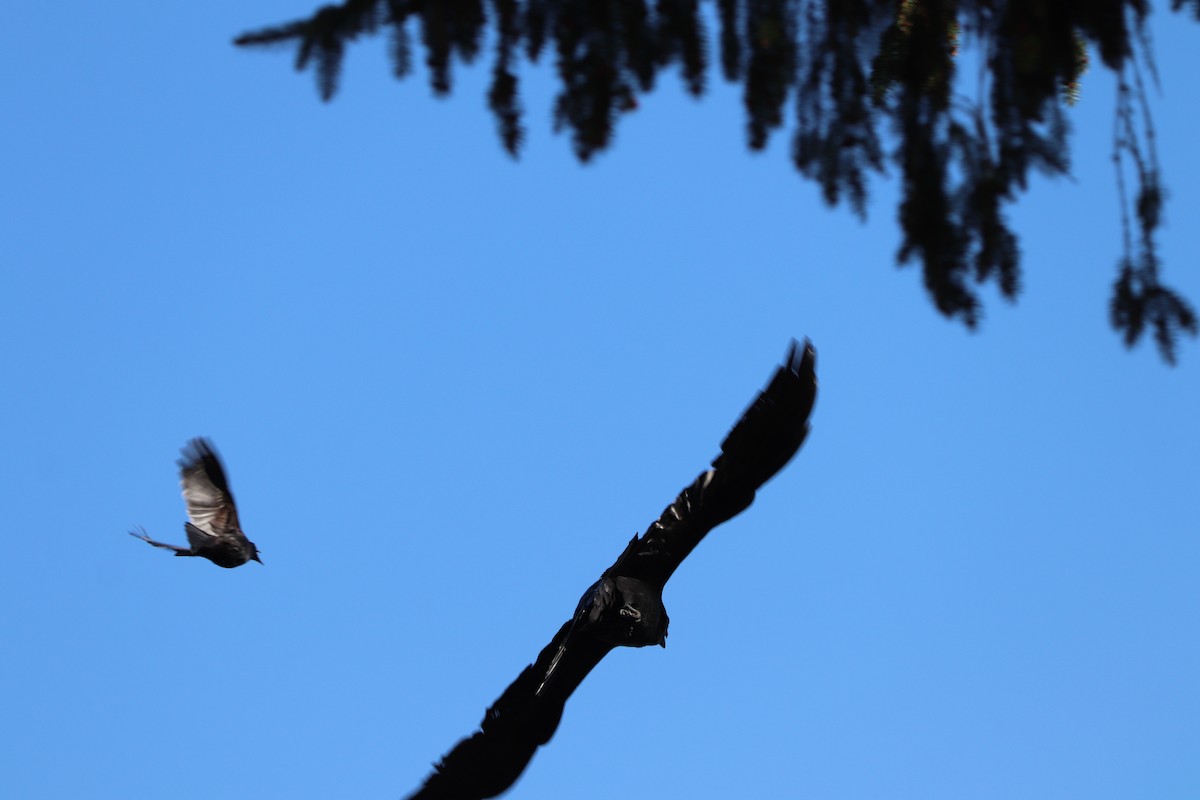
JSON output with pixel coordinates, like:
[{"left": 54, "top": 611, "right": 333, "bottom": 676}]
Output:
[{"left": 3, "top": 4, "right": 1198, "bottom": 799}]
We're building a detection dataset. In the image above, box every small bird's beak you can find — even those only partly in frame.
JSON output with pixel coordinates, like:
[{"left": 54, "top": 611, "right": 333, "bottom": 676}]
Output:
[{"left": 253, "top": 554, "right": 264, "bottom": 564}]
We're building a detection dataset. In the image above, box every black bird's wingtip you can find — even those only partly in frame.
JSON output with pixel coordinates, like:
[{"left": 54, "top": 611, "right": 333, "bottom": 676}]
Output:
[{"left": 784, "top": 337, "right": 816, "bottom": 377}]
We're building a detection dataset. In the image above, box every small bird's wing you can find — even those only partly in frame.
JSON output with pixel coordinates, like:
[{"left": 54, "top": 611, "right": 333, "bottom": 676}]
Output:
[
  {"left": 405, "top": 619, "right": 612, "bottom": 800},
  {"left": 610, "top": 339, "right": 817, "bottom": 587},
  {"left": 178, "top": 438, "right": 240, "bottom": 536}
]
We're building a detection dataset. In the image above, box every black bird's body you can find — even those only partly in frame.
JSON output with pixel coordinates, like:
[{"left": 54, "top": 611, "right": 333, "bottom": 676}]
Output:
[
  {"left": 407, "top": 340, "right": 818, "bottom": 799},
  {"left": 131, "top": 438, "right": 261, "bottom": 569}
]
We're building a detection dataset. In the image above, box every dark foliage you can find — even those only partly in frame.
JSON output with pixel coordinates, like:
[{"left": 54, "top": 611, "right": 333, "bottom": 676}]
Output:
[
  {"left": 235, "top": 1, "right": 1197, "bottom": 362},
  {"left": 1174, "top": 0, "right": 1200, "bottom": 20},
  {"left": 1108, "top": 66, "right": 1198, "bottom": 363}
]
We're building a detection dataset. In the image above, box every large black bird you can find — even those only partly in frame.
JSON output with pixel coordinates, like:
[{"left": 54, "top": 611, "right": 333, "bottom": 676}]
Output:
[
  {"left": 130, "top": 438, "right": 262, "bottom": 568},
  {"left": 406, "top": 340, "right": 817, "bottom": 799}
]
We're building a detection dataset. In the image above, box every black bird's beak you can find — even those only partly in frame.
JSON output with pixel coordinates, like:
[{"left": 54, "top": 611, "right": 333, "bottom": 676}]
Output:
[{"left": 253, "top": 554, "right": 264, "bottom": 564}]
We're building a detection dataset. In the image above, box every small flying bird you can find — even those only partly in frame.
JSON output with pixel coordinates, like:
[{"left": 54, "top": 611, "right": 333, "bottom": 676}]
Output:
[
  {"left": 405, "top": 340, "right": 818, "bottom": 800},
  {"left": 130, "top": 438, "right": 262, "bottom": 568}
]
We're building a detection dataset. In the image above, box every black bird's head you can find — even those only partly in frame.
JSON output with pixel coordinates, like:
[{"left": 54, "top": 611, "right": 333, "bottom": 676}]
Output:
[
  {"left": 583, "top": 576, "right": 669, "bottom": 648},
  {"left": 613, "top": 576, "right": 669, "bottom": 648}
]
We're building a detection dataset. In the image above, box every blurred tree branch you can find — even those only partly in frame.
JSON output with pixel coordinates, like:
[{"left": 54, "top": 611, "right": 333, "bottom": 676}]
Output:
[{"left": 236, "top": 1, "right": 1198, "bottom": 363}]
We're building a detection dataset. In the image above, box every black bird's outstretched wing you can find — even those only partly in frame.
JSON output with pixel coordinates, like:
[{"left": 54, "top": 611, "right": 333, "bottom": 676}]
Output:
[
  {"left": 178, "top": 438, "right": 241, "bottom": 543},
  {"left": 405, "top": 340, "right": 818, "bottom": 800},
  {"left": 406, "top": 620, "right": 613, "bottom": 800},
  {"left": 610, "top": 338, "right": 817, "bottom": 587}
]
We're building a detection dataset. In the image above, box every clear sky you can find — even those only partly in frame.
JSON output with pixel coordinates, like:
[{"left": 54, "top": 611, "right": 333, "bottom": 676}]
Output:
[{"left": 3, "top": 4, "right": 1197, "bottom": 799}]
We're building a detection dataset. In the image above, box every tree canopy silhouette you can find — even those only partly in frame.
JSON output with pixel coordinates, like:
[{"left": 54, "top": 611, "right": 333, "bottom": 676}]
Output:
[{"left": 235, "top": 1, "right": 1198, "bottom": 362}]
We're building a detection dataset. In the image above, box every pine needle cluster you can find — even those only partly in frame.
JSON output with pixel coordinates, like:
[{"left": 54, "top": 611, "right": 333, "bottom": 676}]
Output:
[{"left": 236, "top": 1, "right": 1197, "bottom": 362}]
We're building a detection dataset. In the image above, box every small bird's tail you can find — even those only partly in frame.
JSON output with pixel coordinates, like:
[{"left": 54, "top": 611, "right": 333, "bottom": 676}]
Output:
[{"left": 129, "top": 527, "right": 192, "bottom": 556}]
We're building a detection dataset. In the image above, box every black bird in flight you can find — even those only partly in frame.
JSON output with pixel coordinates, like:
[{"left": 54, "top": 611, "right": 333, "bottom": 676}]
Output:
[
  {"left": 406, "top": 340, "right": 818, "bottom": 800},
  {"left": 130, "top": 438, "right": 262, "bottom": 568}
]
